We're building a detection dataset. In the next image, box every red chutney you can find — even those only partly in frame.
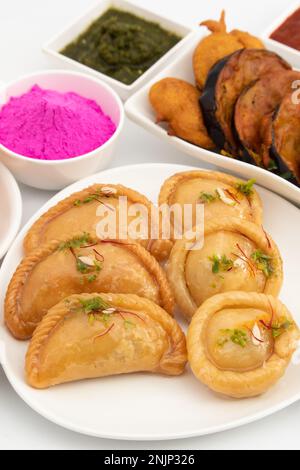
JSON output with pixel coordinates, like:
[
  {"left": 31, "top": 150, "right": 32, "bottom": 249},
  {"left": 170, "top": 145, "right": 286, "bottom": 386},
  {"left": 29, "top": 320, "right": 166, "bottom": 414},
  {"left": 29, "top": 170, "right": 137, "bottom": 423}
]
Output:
[{"left": 270, "top": 8, "right": 300, "bottom": 51}]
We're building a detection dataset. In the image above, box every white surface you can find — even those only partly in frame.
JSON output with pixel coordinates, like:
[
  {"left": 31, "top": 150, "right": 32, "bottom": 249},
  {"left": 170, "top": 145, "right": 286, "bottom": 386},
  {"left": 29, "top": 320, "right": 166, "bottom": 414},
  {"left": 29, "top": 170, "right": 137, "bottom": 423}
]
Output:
[
  {"left": 44, "top": 0, "right": 194, "bottom": 100},
  {"left": 1, "top": 163, "right": 300, "bottom": 441},
  {"left": 0, "top": 0, "right": 299, "bottom": 451},
  {"left": 125, "top": 34, "right": 300, "bottom": 205},
  {"left": 0, "top": 70, "right": 124, "bottom": 190},
  {"left": 0, "top": 163, "right": 22, "bottom": 259}
]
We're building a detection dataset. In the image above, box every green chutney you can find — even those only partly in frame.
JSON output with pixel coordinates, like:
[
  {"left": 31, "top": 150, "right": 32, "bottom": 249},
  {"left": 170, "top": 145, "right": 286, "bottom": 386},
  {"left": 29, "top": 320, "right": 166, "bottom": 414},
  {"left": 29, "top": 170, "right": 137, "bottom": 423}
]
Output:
[{"left": 61, "top": 8, "right": 181, "bottom": 85}]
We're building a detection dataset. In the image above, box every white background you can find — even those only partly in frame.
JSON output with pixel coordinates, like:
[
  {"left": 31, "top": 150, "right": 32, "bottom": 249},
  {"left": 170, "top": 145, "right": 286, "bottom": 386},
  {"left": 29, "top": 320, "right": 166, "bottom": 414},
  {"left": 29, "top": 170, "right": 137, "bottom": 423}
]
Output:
[{"left": 1, "top": 0, "right": 299, "bottom": 450}]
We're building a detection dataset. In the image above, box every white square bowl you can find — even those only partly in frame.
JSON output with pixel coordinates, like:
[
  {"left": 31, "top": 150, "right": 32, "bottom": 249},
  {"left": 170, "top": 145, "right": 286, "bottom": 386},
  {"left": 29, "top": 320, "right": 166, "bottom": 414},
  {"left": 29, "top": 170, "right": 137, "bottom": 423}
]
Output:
[
  {"left": 261, "top": 1, "right": 300, "bottom": 68},
  {"left": 125, "top": 30, "right": 300, "bottom": 206},
  {"left": 43, "top": 0, "right": 195, "bottom": 101}
]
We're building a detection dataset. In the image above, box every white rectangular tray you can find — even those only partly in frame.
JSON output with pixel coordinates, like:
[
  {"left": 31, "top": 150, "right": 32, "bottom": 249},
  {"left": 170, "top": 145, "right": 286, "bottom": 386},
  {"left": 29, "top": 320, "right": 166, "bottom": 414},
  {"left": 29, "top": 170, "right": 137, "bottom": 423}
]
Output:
[{"left": 125, "top": 31, "right": 300, "bottom": 205}]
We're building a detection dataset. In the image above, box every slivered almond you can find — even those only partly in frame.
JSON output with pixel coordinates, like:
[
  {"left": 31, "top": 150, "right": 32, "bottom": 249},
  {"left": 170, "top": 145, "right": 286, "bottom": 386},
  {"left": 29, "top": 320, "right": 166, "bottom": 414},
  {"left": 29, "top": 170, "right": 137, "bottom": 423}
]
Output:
[
  {"left": 77, "top": 256, "right": 95, "bottom": 267},
  {"left": 252, "top": 323, "right": 263, "bottom": 346},
  {"left": 101, "top": 186, "right": 117, "bottom": 195},
  {"left": 102, "top": 308, "right": 117, "bottom": 314},
  {"left": 233, "top": 258, "right": 245, "bottom": 269},
  {"left": 216, "top": 188, "right": 236, "bottom": 206}
]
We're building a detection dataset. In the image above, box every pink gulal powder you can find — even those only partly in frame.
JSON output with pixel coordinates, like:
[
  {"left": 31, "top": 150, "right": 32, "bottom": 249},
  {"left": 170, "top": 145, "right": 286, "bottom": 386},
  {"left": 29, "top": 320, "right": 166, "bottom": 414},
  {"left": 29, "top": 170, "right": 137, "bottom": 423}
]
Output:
[{"left": 0, "top": 85, "right": 116, "bottom": 160}]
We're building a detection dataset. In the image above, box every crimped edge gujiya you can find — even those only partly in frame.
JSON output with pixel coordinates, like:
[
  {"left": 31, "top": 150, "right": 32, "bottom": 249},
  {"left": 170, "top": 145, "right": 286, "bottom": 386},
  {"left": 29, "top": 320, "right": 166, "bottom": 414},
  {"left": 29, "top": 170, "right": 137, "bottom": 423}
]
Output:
[
  {"left": 5, "top": 234, "right": 175, "bottom": 340},
  {"left": 159, "top": 170, "right": 263, "bottom": 228},
  {"left": 24, "top": 183, "right": 173, "bottom": 262},
  {"left": 187, "top": 291, "right": 300, "bottom": 398},
  {"left": 26, "top": 293, "right": 187, "bottom": 388},
  {"left": 167, "top": 217, "right": 283, "bottom": 320}
]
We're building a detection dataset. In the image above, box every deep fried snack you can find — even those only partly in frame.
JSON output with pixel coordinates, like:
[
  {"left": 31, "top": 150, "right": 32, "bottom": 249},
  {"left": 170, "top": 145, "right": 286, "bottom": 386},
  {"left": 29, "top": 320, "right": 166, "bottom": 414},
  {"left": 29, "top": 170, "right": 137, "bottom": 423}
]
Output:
[
  {"left": 23, "top": 183, "right": 172, "bottom": 262},
  {"left": 200, "top": 49, "right": 291, "bottom": 152},
  {"left": 234, "top": 70, "right": 300, "bottom": 167},
  {"left": 230, "top": 30, "right": 265, "bottom": 49},
  {"left": 5, "top": 234, "right": 174, "bottom": 339},
  {"left": 193, "top": 34, "right": 242, "bottom": 91},
  {"left": 188, "top": 292, "right": 300, "bottom": 398},
  {"left": 158, "top": 170, "right": 263, "bottom": 237},
  {"left": 26, "top": 293, "right": 187, "bottom": 388},
  {"left": 269, "top": 91, "right": 300, "bottom": 185},
  {"left": 167, "top": 217, "right": 283, "bottom": 320},
  {"left": 193, "top": 11, "right": 264, "bottom": 90},
  {"left": 149, "top": 78, "right": 214, "bottom": 149}
]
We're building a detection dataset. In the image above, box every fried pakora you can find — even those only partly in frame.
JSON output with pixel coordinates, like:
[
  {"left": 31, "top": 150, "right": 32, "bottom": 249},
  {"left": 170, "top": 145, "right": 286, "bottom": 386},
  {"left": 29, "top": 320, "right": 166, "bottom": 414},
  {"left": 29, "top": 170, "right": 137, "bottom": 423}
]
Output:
[
  {"left": 149, "top": 77, "right": 214, "bottom": 149},
  {"left": 193, "top": 11, "right": 265, "bottom": 89}
]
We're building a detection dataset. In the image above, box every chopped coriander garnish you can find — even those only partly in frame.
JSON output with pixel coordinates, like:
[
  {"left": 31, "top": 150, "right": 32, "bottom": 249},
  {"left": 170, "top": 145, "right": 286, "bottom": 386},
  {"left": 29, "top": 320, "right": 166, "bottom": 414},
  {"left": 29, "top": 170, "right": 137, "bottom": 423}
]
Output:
[
  {"left": 79, "top": 296, "right": 110, "bottom": 314},
  {"left": 231, "top": 329, "right": 248, "bottom": 347},
  {"left": 235, "top": 179, "right": 256, "bottom": 196},
  {"left": 75, "top": 256, "right": 103, "bottom": 279},
  {"left": 61, "top": 234, "right": 103, "bottom": 281},
  {"left": 76, "top": 257, "right": 90, "bottom": 273},
  {"left": 59, "top": 233, "right": 91, "bottom": 251},
  {"left": 272, "top": 320, "right": 292, "bottom": 338},
  {"left": 251, "top": 250, "right": 273, "bottom": 277},
  {"left": 76, "top": 297, "right": 140, "bottom": 332},
  {"left": 210, "top": 255, "right": 220, "bottom": 274},
  {"left": 74, "top": 190, "right": 102, "bottom": 207},
  {"left": 209, "top": 254, "right": 233, "bottom": 274},
  {"left": 218, "top": 328, "right": 248, "bottom": 348},
  {"left": 199, "top": 191, "right": 220, "bottom": 203}
]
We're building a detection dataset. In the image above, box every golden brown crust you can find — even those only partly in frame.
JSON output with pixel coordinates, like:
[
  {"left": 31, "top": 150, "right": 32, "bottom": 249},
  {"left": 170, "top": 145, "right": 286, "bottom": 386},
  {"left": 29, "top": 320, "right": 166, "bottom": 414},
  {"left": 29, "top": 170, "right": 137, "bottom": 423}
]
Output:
[
  {"left": 159, "top": 170, "right": 263, "bottom": 227},
  {"left": 167, "top": 217, "right": 283, "bottom": 320},
  {"left": 193, "top": 33, "right": 242, "bottom": 90},
  {"left": 5, "top": 235, "right": 175, "bottom": 340},
  {"left": 187, "top": 292, "right": 300, "bottom": 398},
  {"left": 200, "top": 10, "right": 227, "bottom": 34},
  {"left": 194, "top": 11, "right": 265, "bottom": 90},
  {"left": 23, "top": 183, "right": 170, "bottom": 261},
  {"left": 149, "top": 78, "right": 214, "bottom": 149},
  {"left": 26, "top": 293, "right": 187, "bottom": 388},
  {"left": 230, "top": 30, "right": 265, "bottom": 49}
]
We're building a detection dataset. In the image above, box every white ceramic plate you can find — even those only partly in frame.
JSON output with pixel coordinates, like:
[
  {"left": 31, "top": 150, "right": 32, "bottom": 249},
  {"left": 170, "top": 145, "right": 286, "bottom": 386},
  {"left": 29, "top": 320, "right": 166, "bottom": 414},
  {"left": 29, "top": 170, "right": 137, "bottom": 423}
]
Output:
[
  {"left": 125, "top": 32, "right": 300, "bottom": 206},
  {"left": 0, "top": 163, "right": 299, "bottom": 441},
  {"left": 0, "top": 162, "right": 22, "bottom": 260}
]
